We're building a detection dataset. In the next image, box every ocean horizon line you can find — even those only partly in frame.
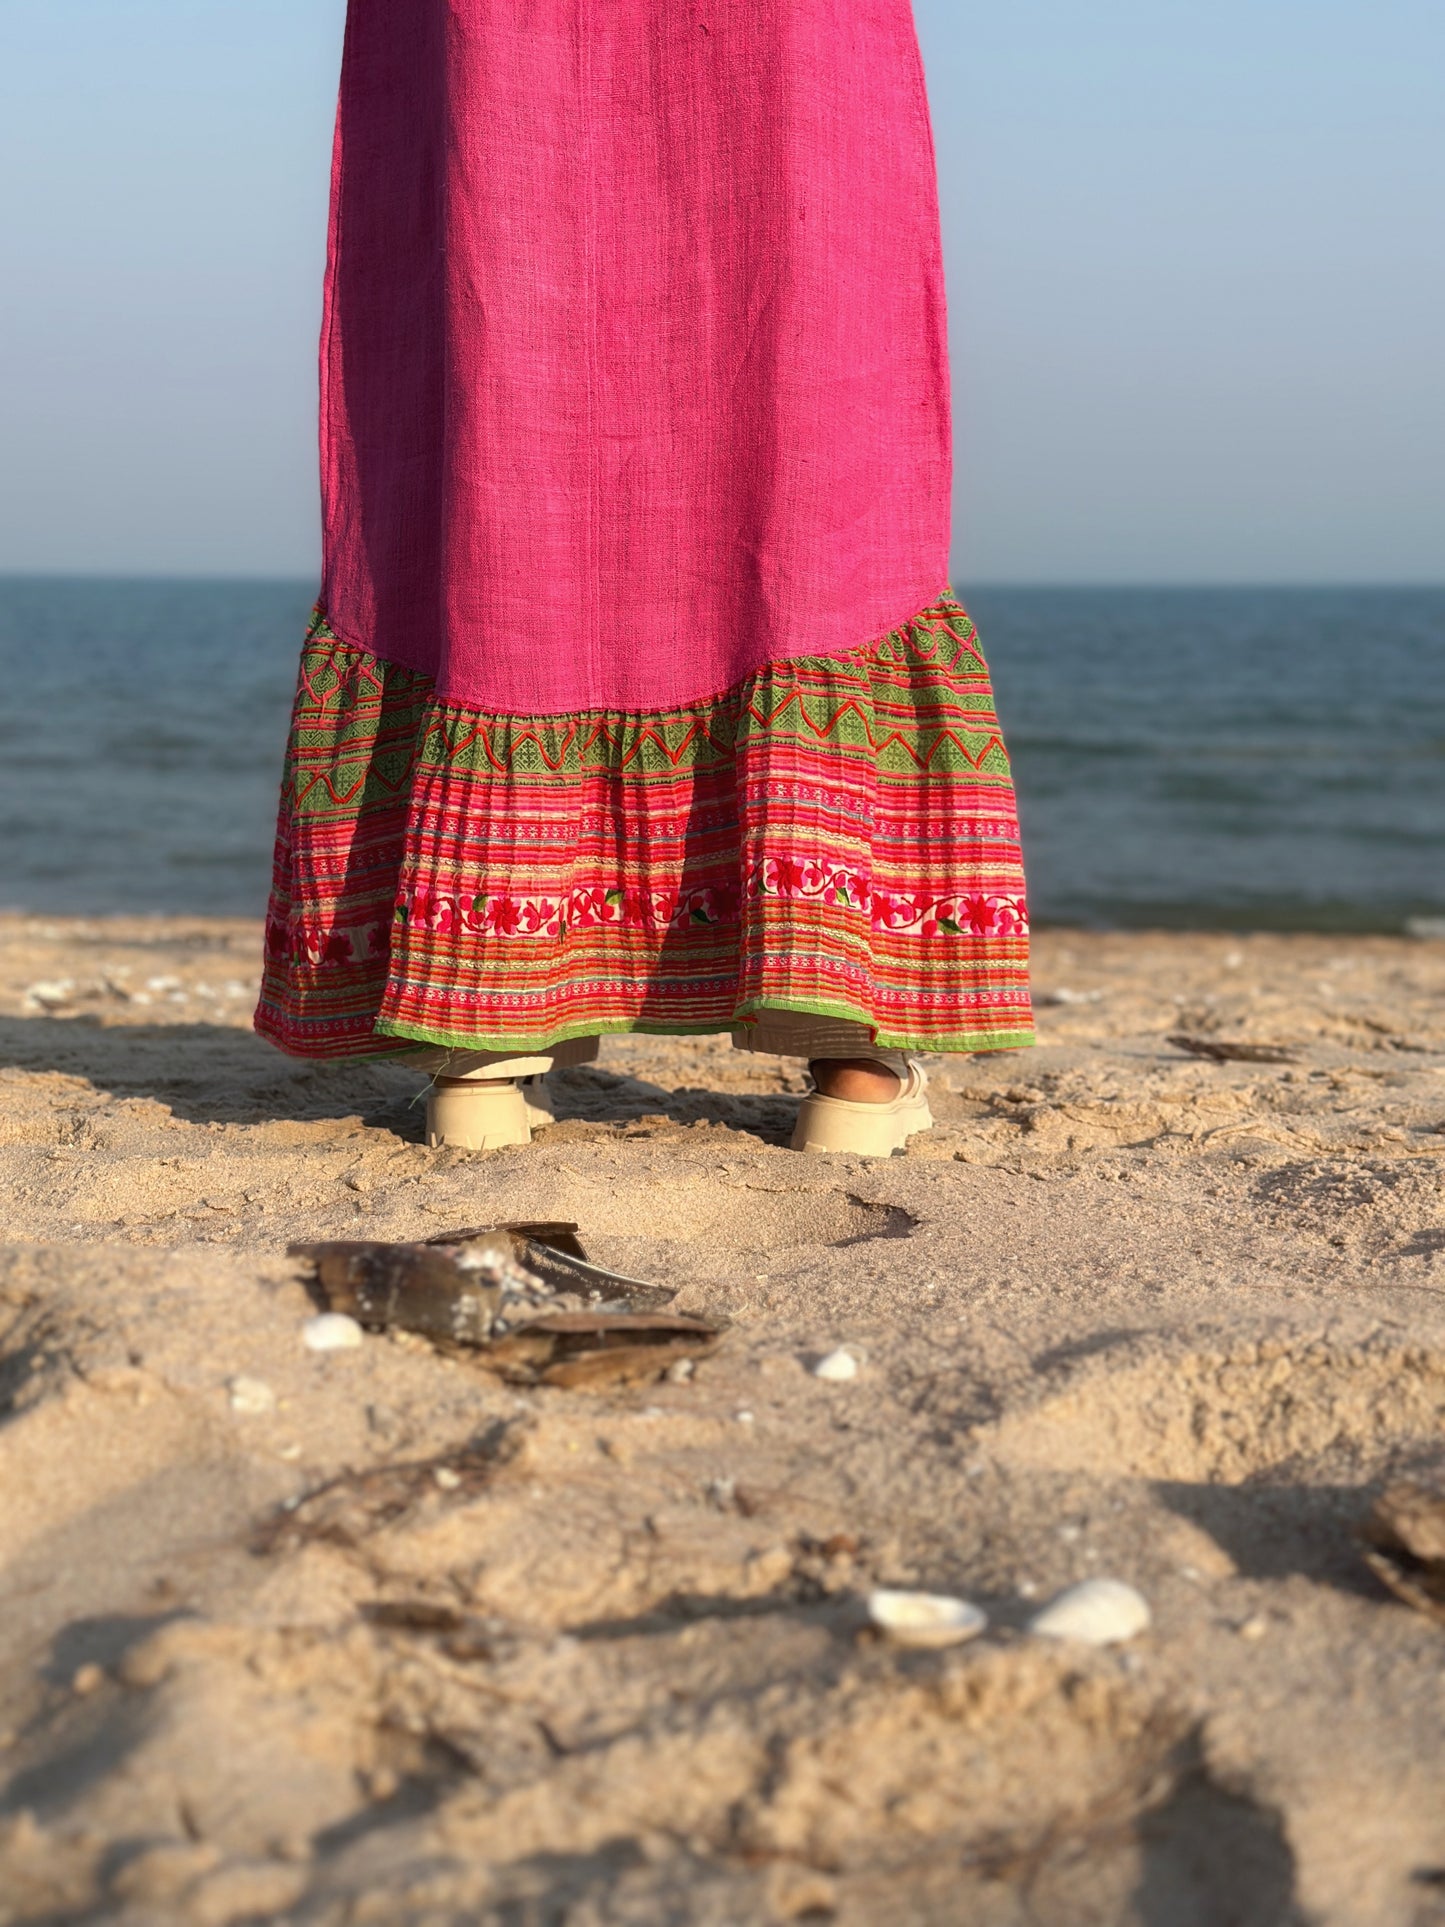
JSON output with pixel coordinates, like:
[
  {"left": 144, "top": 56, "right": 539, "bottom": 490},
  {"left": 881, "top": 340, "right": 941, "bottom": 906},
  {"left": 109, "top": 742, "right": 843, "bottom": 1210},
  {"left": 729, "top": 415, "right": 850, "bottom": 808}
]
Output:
[{"left": 1, "top": 571, "right": 1443, "bottom": 595}]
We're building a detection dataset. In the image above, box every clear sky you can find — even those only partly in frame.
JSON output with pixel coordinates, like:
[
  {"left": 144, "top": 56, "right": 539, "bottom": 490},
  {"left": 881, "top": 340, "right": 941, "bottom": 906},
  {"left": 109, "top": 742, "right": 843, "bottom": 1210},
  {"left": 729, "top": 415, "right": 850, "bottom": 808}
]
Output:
[{"left": 1, "top": 1, "right": 1441, "bottom": 583}]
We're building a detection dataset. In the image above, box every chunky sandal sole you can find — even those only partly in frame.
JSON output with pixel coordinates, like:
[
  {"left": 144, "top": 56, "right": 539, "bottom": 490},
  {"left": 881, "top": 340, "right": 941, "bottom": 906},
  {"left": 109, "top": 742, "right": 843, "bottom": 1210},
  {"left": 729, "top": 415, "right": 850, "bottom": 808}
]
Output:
[
  {"left": 426, "top": 1078, "right": 532, "bottom": 1151},
  {"left": 790, "top": 1062, "right": 933, "bottom": 1157}
]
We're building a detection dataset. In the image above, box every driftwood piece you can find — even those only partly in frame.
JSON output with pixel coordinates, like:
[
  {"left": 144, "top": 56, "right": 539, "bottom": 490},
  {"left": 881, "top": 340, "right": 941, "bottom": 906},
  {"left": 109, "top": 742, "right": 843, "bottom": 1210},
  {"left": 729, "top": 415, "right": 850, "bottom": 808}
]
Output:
[
  {"left": 491, "top": 1323, "right": 721, "bottom": 1390},
  {"left": 288, "top": 1232, "right": 721, "bottom": 1388},
  {"left": 289, "top": 1239, "right": 514, "bottom": 1344},
  {"left": 426, "top": 1221, "right": 675, "bottom": 1307},
  {"left": 450, "top": 1308, "right": 720, "bottom": 1389},
  {"left": 426, "top": 1220, "right": 589, "bottom": 1259}
]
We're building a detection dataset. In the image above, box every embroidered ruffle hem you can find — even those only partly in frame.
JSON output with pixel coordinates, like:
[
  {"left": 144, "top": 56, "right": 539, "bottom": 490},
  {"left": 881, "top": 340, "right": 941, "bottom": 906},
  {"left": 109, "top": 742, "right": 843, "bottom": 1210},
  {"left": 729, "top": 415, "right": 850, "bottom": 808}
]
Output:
[{"left": 256, "top": 592, "right": 1033, "bottom": 1057}]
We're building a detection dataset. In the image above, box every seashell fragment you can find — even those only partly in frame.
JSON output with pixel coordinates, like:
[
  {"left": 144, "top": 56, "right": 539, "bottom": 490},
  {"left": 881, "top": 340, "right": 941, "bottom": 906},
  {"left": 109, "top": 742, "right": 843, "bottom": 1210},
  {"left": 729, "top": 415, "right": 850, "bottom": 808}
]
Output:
[
  {"left": 228, "top": 1376, "right": 276, "bottom": 1415},
  {"left": 303, "top": 1313, "right": 365, "bottom": 1353},
  {"left": 867, "top": 1588, "right": 986, "bottom": 1648},
  {"left": 814, "top": 1348, "right": 859, "bottom": 1382},
  {"left": 24, "top": 979, "right": 74, "bottom": 1010},
  {"left": 1029, "top": 1578, "right": 1151, "bottom": 1646}
]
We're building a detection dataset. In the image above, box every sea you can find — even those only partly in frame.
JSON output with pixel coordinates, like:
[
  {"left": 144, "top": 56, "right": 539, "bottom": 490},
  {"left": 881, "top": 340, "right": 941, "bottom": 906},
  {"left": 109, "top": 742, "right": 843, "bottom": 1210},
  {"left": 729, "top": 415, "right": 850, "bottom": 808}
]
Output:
[{"left": 1, "top": 577, "right": 1441, "bottom": 932}]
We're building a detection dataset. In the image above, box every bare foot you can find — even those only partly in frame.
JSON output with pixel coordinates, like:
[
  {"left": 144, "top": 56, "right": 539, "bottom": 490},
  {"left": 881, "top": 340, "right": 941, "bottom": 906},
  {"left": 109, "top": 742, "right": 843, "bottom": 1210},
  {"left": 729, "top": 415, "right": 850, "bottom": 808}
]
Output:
[{"left": 809, "top": 1057, "right": 902, "bottom": 1104}]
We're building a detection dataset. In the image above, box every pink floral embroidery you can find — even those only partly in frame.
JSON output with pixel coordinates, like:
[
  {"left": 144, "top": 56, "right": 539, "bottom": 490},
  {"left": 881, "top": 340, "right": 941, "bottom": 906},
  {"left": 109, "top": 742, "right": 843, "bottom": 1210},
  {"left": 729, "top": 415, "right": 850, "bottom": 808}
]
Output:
[
  {"left": 393, "top": 877, "right": 743, "bottom": 941},
  {"left": 756, "top": 858, "right": 870, "bottom": 913},
  {"left": 263, "top": 915, "right": 388, "bottom": 969},
  {"left": 391, "top": 874, "right": 1032, "bottom": 944},
  {"left": 482, "top": 895, "right": 523, "bottom": 936},
  {"left": 570, "top": 886, "right": 622, "bottom": 929},
  {"left": 869, "top": 889, "right": 1029, "bottom": 938}
]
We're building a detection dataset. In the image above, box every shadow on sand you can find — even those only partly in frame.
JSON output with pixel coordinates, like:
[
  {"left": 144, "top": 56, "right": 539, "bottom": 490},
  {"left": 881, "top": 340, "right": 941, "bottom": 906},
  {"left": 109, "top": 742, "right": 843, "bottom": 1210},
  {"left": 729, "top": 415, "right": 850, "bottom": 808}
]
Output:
[{"left": 0, "top": 1015, "right": 800, "bottom": 1145}]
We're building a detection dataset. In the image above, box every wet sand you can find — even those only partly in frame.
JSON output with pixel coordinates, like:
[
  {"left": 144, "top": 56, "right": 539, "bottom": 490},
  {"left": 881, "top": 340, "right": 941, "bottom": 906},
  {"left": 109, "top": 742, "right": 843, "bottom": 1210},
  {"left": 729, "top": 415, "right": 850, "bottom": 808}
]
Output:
[{"left": 1, "top": 914, "right": 1443, "bottom": 1925}]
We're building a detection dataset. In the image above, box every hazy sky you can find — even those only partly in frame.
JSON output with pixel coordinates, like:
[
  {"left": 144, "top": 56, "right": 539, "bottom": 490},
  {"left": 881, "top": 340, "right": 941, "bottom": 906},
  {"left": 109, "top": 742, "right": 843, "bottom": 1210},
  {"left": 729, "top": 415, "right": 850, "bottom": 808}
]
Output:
[{"left": 1, "top": 1, "right": 1441, "bottom": 583}]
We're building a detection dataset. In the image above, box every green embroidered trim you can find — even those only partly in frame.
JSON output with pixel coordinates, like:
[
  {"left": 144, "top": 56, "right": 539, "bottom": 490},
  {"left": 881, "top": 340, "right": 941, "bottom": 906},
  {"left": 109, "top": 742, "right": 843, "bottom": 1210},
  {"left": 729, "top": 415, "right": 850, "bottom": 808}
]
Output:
[
  {"left": 373, "top": 1009, "right": 1037, "bottom": 1057},
  {"left": 290, "top": 595, "right": 1013, "bottom": 804}
]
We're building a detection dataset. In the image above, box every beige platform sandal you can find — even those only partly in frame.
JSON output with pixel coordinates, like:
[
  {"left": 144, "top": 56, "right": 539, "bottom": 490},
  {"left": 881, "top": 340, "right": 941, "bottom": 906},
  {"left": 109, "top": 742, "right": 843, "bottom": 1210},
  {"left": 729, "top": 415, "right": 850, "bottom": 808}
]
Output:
[
  {"left": 416, "top": 1038, "right": 600, "bottom": 1151},
  {"left": 790, "top": 1058, "right": 933, "bottom": 1157},
  {"left": 426, "top": 1075, "right": 534, "bottom": 1151}
]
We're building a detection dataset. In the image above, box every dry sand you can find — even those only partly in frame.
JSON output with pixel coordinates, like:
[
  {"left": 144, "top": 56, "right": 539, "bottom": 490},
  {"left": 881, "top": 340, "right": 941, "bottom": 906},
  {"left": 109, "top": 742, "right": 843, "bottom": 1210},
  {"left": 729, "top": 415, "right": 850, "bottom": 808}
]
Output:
[{"left": 1, "top": 914, "right": 1443, "bottom": 1925}]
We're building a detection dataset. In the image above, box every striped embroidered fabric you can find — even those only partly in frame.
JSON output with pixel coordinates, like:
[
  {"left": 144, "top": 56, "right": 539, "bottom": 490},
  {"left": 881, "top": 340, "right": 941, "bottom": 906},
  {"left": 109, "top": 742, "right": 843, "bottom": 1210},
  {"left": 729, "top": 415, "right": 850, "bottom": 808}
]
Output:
[{"left": 255, "top": 591, "right": 1034, "bottom": 1057}]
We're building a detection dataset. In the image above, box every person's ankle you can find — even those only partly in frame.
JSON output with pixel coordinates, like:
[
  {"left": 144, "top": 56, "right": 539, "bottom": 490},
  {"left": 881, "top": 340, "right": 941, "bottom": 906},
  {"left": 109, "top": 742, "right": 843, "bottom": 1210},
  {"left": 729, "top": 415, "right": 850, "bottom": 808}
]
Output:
[{"left": 809, "top": 1058, "right": 902, "bottom": 1104}]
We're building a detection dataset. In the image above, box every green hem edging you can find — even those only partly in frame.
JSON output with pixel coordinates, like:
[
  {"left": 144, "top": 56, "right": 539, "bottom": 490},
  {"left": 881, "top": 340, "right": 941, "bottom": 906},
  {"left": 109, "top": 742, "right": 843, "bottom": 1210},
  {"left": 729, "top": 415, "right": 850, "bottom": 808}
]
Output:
[
  {"left": 731, "top": 994, "right": 1035, "bottom": 1055},
  {"left": 373, "top": 1006, "right": 1036, "bottom": 1058},
  {"left": 375, "top": 1015, "right": 739, "bottom": 1052}
]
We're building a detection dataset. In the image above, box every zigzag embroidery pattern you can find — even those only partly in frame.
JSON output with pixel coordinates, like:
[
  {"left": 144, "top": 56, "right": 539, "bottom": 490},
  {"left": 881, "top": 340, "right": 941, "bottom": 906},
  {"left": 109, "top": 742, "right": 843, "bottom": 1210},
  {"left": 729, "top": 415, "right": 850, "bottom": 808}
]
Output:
[{"left": 290, "top": 594, "right": 1012, "bottom": 789}]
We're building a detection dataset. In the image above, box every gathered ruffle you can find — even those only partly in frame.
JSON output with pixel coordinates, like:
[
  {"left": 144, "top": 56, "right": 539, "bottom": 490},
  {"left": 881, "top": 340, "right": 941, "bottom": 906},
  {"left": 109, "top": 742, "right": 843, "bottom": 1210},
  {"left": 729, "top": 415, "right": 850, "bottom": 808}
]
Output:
[{"left": 254, "top": 590, "right": 1033, "bottom": 1057}]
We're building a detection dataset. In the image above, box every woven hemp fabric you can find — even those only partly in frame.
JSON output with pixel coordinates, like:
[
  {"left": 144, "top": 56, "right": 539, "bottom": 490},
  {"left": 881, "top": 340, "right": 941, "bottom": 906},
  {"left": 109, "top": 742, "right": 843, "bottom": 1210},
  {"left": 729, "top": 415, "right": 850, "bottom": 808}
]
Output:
[{"left": 318, "top": 0, "right": 954, "bottom": 712}]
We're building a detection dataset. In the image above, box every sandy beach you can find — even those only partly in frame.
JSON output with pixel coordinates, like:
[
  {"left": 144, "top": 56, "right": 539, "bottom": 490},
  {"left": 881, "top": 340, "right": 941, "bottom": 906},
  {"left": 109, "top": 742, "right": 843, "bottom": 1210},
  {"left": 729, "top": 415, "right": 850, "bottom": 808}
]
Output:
[{"left": 1, "top": 913, "right": 1443, "bottom": 1925}]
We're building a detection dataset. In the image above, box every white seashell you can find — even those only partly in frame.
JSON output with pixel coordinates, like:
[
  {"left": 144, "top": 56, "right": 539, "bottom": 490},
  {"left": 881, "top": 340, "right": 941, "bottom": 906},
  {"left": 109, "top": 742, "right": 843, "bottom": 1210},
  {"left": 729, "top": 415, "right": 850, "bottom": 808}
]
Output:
[
  {"left": 228, "top": 1375, "right": 276, "bottom": 1415},
  {"left": 814, "top": 1348, "right": 859, "bottom": 1382},
  {"left": 1028, "top": 1578, "right": 1151, "bottom": 1646},
  {"left": 867, "top": 1588, "right": 987, "bottom": 1649},
  {"left": 24, "top": 979, "right": 74, "bottom": 1009},
  {"left": 303, "top": 1313, "right": 365, "bottom": 1353}
]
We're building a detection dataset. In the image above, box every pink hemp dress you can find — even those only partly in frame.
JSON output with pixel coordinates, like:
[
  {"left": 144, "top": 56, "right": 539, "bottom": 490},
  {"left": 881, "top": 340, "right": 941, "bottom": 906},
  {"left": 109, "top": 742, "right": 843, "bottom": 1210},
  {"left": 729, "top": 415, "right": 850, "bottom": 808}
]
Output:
[
  {"left": 320, "top": 0, "right": 952, "bottom": 714},
  {"left": 255, "top": 1, "right": 1034, "bottom": 1059}
]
